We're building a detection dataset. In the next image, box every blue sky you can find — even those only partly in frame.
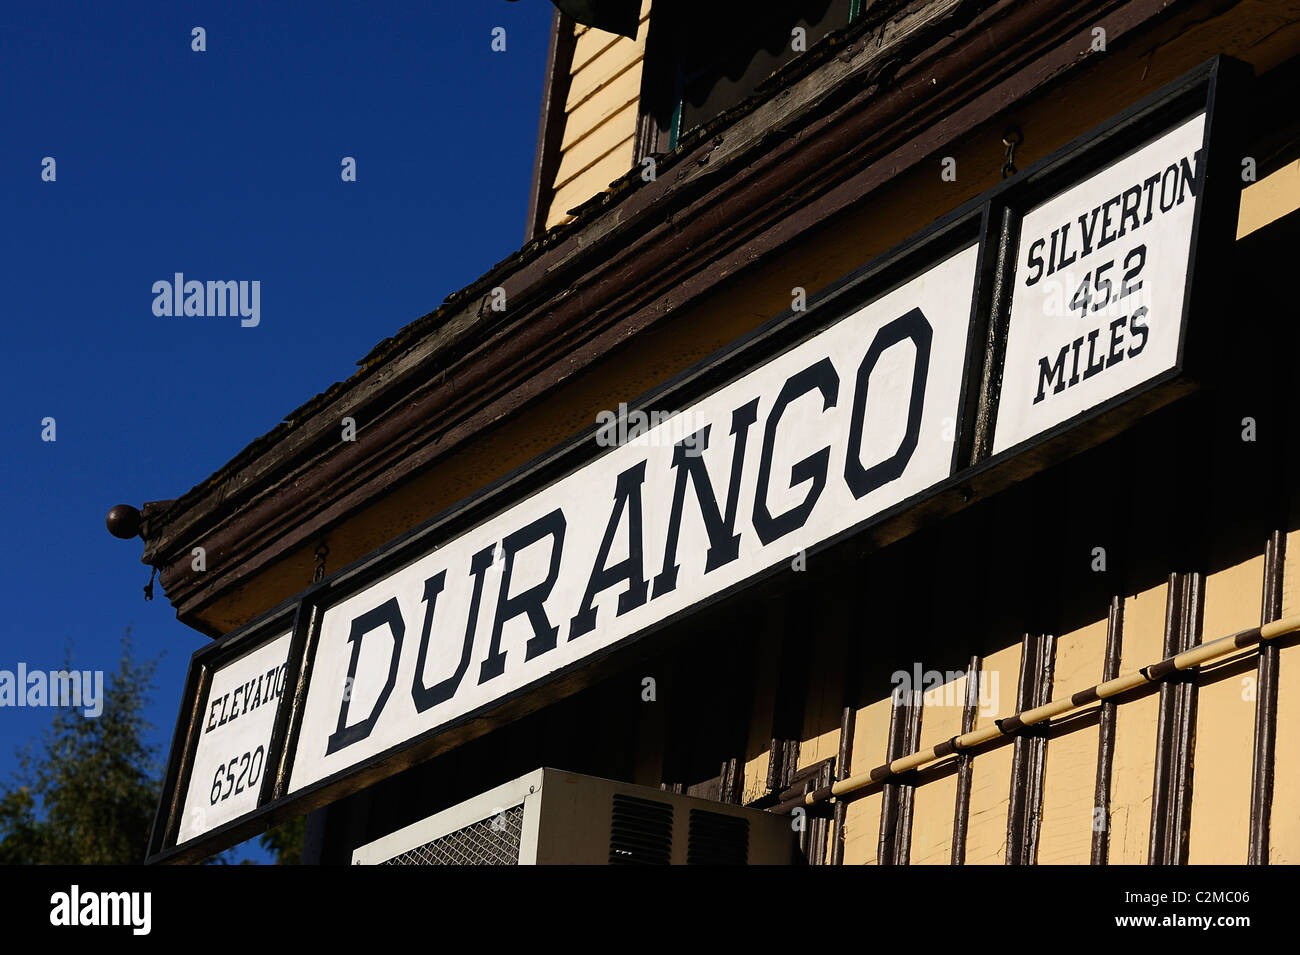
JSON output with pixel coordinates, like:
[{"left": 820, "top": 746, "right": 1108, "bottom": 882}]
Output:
[{"left": 1, "top": 0, "right": 553, "bottom": 861}]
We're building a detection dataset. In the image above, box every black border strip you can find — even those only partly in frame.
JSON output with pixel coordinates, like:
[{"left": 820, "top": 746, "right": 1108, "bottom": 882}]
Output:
[
  {"left": 1248, "top": 529, "right": 1285, "bottom": 865},
  {"left": 1171, "top": 572, "right": 1204, "bottom": 864},
  {"left": 949, "top": 653, "right": 982, "bottom": 865},
  {"left": 1150, "top": 571, "right": 1203, "bottom": 865},
  {"left": 1006, "top": 632, "right": 1056, "bottom": 865},
  {"left": 878, "top": 689, "right": 919, "bottom": 866},
  {"left": 1149, "top": 573, "right": 1183, "bottom": 864},
  {"left": 1090, "top": 594, "right": 1125, "bottom": 866}
]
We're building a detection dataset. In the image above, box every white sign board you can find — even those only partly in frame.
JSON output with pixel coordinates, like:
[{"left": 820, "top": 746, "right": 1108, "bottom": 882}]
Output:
[
  {"left": 993, "top": 112, "right": 1206, "bottom": 454},
  {"left": 179, "top": 631, "right": 291, "bottom": 842},
  {"left": 152, "top": 62, "right": 1242, "bottom": 863},
  {"left": 288, "top": 245, "right": 980, "bottom": 792}
]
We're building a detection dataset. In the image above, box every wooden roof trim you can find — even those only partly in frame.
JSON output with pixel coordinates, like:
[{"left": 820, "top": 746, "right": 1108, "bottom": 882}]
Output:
[
  {"left": 142, "top": 0, "right": 1227, "bottom": 629},
  {"left": 139, "top": 0, "right": 919, "bottom": 563}
]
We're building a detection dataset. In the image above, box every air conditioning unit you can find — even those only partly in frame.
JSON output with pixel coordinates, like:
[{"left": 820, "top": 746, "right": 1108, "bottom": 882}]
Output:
[{"left": 352, "top": 767, "right": 794, "bottom": 865}]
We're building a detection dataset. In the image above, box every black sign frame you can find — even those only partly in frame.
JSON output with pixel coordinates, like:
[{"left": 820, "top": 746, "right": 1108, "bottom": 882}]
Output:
[{"left": 146, "top": 55, "right": 1248, "bottom": 864}]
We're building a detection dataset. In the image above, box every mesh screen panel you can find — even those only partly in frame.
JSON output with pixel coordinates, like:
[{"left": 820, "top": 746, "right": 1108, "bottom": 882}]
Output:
[{"left": 381, "top": 804, "right": 525, "bottom": 865}]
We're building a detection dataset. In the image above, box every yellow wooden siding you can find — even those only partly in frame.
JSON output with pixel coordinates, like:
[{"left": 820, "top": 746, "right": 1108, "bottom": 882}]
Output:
[
  {"left": 570, "top": 24, "right": 622, "bottom": 73},
  {"left": 1270, "top": 634, "right": 1300, "bottom": 864},
  {"left": 797, "top": 622, "right": 847, "bottom": 866},
  {"left": 567, "top": 35, "right": 645, "bottom": 112},
  {"left": 1037, "top": 617, "right": 1108, "bottom": 864},
  {"left": 543, "top": 2, "right": 651, "bottom": 230},
  {"left": 907, "top": 674, "right": 966, "bottom": 864},
  {"left": 1106, "top": 585, "right": 1165, "bottom": 864},
  {"left": 568, "top": 0, "right": 651, "bottom": 67},
  {"left": 546, "top": 63, "right": 640, "bottom": 223},
  {"left": 549, "top": 145, "right": 636, "bottom": 224},
  {"left": 552, "top": 101, "right": 638, "bottom": 187},
  {"left": 842, "top": 696, "right": 891, "bottom": 864},
  {"left": 961, "top": 643, "right": 1022, "bottom": 864},
  {"left": 1237, "top": 159, "right": 1300, "bottom": 238},
  {"left": 1271, "top": 529, "right": 1300, "bottom": 862},
  {"left": 1186, "top": 556, "right": 1265, "bottom": 863},
  {"left": 558, "top": 64, "right": 643, "bottom": 154},
  {"left": 740, "top": 619, "right": 783, "bottom": 805},
  {"left": 798, "top": 627, "right": 846, "bottom": 773}
]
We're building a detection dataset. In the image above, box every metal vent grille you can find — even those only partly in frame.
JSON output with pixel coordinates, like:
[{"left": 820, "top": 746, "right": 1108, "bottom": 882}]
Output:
[
  {"left": 608, "top": 794, "right": 673, "bottom": 865},
  {"left": 687, "top": 809, "right": 749, "bottom": 865},
  {"left": 381, "top": 804, "right": 525, "bottom": 865}
]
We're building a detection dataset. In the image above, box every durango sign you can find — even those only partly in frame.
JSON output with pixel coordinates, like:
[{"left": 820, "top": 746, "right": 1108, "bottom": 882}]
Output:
[
  {"left": 289, "top": 246, "right": 978, "bottom": 793},
  {"left": 147, "top": 58, "right": 1244, "bottom": 863}
]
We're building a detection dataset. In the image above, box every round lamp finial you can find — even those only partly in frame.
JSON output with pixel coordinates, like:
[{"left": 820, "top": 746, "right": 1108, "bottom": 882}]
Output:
[{"left": 106, "top": 504, "right": 142, "bottom": 540}]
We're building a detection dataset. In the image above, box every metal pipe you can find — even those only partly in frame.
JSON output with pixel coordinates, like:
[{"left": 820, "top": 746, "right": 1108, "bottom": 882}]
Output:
[{"left": 779, "top": 614, "right": 1300, "bottom": 814}]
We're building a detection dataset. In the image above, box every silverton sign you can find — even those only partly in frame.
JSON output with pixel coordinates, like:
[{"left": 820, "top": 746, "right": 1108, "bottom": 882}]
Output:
[
  {"left": 994, "top": 110, "right": 1210, "bottom": 453},
  {"left": 147, "top": 57, "right": 1245, "bottom": 863}
]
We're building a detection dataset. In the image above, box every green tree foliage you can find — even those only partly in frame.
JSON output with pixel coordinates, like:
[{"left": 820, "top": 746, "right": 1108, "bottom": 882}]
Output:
[
  {"left": 259, "top": 816, "right": 305, "bottom": 865},
  {"left": 0, "top": 632, "right": 161, "bottom": 864},
  {"left": 0, "top": 632, "right": 308, "bottom": 865}
]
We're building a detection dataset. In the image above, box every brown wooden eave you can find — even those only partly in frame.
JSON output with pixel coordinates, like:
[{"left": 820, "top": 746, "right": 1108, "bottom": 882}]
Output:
[{"left": 136, "top": 0, "right": 1300, "bottom": 638}]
